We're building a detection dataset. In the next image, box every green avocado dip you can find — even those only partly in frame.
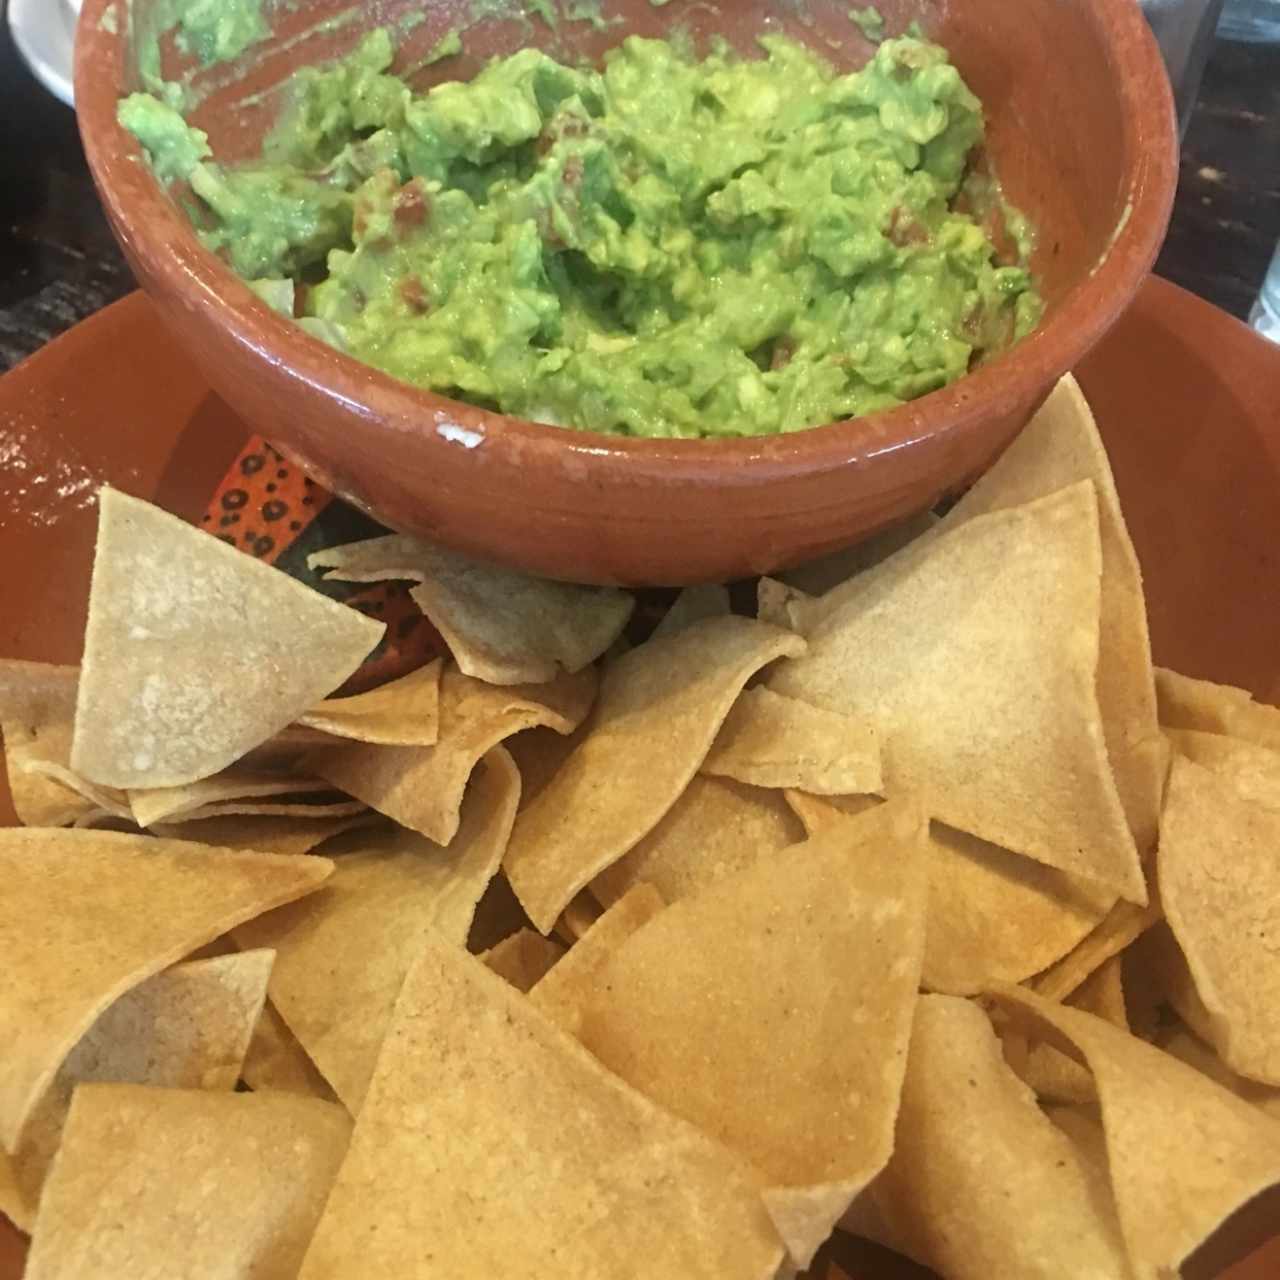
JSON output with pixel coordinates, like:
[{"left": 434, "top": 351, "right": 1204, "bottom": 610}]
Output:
[{"left": 119, "top": 27, "right": 1042, "bottom": 440}]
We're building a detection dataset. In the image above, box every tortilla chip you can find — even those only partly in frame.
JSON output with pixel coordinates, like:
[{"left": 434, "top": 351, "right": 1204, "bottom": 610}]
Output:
[
  {"left": 778, "top": 511, "right": 940, "bottom": 599},
  {"left": 309, "top": 534, "right": 633, "bottom": 685},
  {"left": 296, "top": 934, "right": 784, "bottom": 1279},
  {"left": 0, "top": 828, "right": 331, "bottom": 1153},
  {"left": 1156, "top": 667, "right": 1280, "bottom": 752},
  {"left": 592, "top": 775, "right": 803, "bottom": 910},
  {"left": 129, "top": 772, "right": 333, "bottom": 829},
  {"left": 651, "top": 585, "right": 731, "bottom": 639},
  {"left": 1163, "top": 727, "right": 1280, "bottom": 810},
  {"left": 1153, "top": 1022, "right": 1280, "bottom": 1122},
  {"left": 172, "top": 799, "right": 367, "bottom": 824},
  {"left": 530, "top": 885, "right": 664, "bottom": 1034},
  {"left": 991, "top": 983, "right": 1280, "bottom": 1278},
  {"left": 505, "top": 617, "right": 806, "bottom": 932},
  {"left": 1031, "top": 895, "right": 1162, "bottom": 1003},
  {"left": 553, "top": 891, "right": 604, "bottom": 945},
  {"left": 240, "top": 1000, "right": 339, "bottom": 1103},
  {"left": 0, "top": 662, "right": 89, "bottom": 827},
  {"left": 25, "top": 1084, "right": 350, "bottom": 1280},
  {"left": 756, "top": 576, "right": 811, "bottom": 632},
  {"left": 854, "top": 995, "right": 1130, "bottom": 1279},
  {"left": 788, "top": 792, "right": 1115, "bottom": 997},
  {"left": 480, "top": 929, "right": 566, "bottom": 994},
  {"left": 308, "top": 663, "right": 592, "bottom": 845},
  {"left": 296, "top": 659, "right": 442, "bottom": 746},
  {"left": 4, "top": 951, "right": 273, "bottom": 1228},
  {"left": 151, "top": 811, "right": 372, "bottom": 857},
  {"left": 71, "top": 488, "right": 384, "bottom": 790},
  {"left": 14, "top": 760, "right": 131, "bottom": 822},
  {"left": 701, "top": 686, "right": 882, "bottom": 796},
  {"left": 1158, "top": 755, "right": 1280, "bottom": 1083},
  {"left": 573, "top": 802, "right": 927, "bottom": 1266},
  {"left": 768, "top": 483, "right": 1145, "bottom": 903},
  {"left": 234, "top": 748, "right": 520, "bottom": 1111}
]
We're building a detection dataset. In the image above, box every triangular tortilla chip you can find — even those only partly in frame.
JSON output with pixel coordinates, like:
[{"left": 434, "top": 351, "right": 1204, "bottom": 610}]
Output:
[
  {"left": 1158, "top": 755, "right": 1280, "bottom": 1084},
  {"left": 151, "top": 811, "right": 372, "bottom": 857},
  {"left": 651, "top": 584, "right": 731, "bottom": 640},
  {"left": 308, "top": 663, "right": 592, "bottom": 845},
  {"left": 1156, "top": 667, "right": 1280, "bottom": 752},
  {"left": 1164, "top": 727, "right": 1280, "bottom": 810},
  {"left": 25, "top": 1085, "right": 350, "bottom": 1280},
  {"left": 0, "top": 661, "right": 89, "bottom": 827},
  {"left": 129, "top": 771, "right": 333, "bottom": 828},
  {"left": 504, "top": 617, "right": 805, "bottom": 932},
  {"left": 0, "top": 827, "right": 332, "bottom": 1152},
  {"left": 1031, "top": 893, "right": 1162, "bottom": 1003},
  {"left": 768, "top": 482, "right": 1145, "bottom": 903},
  {"left": 778, "top": 510, "right": 940, "bottom": 600},
  {"left": 297, "top": 659, "right": 442, "bottom": 746},
  {"left": 309, "top": 534, "right": 633, "bottom": 685},
  {"left": 72, "top": 488, "right": 384, "bottom": 789},
  {"left": 15, "top": 760, "right": 130, "bottom": 822},
  {"left": 296, "top": 935, "right": 784, "bottom": 1279},
  {"left": 234, "top": 748, "right": 520, "bottom": 1112},
  {"left": 701, "top": 686, "right": 881, "bottom": 796},
  {"left": 991, "top": 984, "right": 1280, "bottom": 1278},
  {"left": 240, "top": 1000, "right": 338, "bottom": 1103},
  {"left": 3, "top": 950, "right": 273, "bottom": 1228},
  {"left": 592, "top": 775, "right": 803, "bottom": 910},
  {"left": 855, "top": 995, "right": 1130, "bottom": 1279},
  {"left": 574, "top": 802, "right": 927, "bottom": 1266},
  {"left": 480, "top": 928, "right": 566, "bottom": 994}
]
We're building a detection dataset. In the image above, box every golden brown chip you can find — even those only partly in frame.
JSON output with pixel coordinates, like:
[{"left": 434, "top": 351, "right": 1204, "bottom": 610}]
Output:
[
  {"left": 296, "top": 659, "right": 442, "bottom": 746},
  {"left": 296, "top": 934, "right": 784, "bottom": 1279},
  {"left": 778, "top": 511, "right": 940, "bottom": 599},
  {"left": 24, "top": 1084, "right": 350, "bottom": 1280},
  {"left": 239, "top": 1000, "right": 339, "bottom": 1103},
  {"left": 701, "top": 686, "right": 881, "bottom": 795},
  {"left": 170, "top": 799, "right": 368, "bottom": 824},
  {"left": 480, "top": 929, "right": 566, "bottom": 994},
  {"left": 71, "top": 489, "right": 384, "bottom": 790},
  {"left": 504, "top": 617, "right": 806, "bottom": 932},
  {"left": 651, "top": 584, "right": 731, "bottom": 639},
  {"left": 0, "top": 661, "right": 89, "bottom": 827},
  {"left": 233, "top": 748, "right": 520, "bottom": 1111},
  {"left": 3, "top": 950, "right": 273, "bottom": 1228},
  {"left": 1163, "top": 727, "right": 1280, "bottom": 810},
  {"left": 853, "top": 995, "right": 1130, "bottom": 1279},
  {"left": 151, "top": 812, "right": 373, "bottom": 857},
  {"left": 991, "top": 983, "right": 1280, "bottom": 1277},
  {"left": 308, "top": 663, "right": 593, "bottom": 845},
  {"left": 0, "top": 828, "right": 331, "bottom": 1152},
  {"left": 768, "top": 483, "right": 1145, "bottom": 903},
  {"left": 1031, "top": 894, "right": 1162, "bottom": 1003},
  {"left": 552, "top": 890, "right": 604, "bottom": 945},
  {"left": 1158, "top": 755, "right": 1280, "bottom": 1083},
  {"left": 14, "top": 760, "right": 131, "bottom": 822},
  {"left": 592, "top": 776, "right": 803, "bottom": 910},
  {"left": 309, "top": 534, "right": 633, "bottom": 685},
  {"left": 574, "top": 802, "right": 927, "bottom": 1266},
  {"left": 1155, "top": 667, "right": 1280, "bottom": 752},
  {"left": 129, "top": 772, "right": 333, "bottom": 829}
]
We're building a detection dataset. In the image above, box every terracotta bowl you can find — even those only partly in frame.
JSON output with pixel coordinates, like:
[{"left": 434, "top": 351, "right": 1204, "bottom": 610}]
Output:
[{"left": 75, "top": 0, "right": 1176, "bottom": 586}]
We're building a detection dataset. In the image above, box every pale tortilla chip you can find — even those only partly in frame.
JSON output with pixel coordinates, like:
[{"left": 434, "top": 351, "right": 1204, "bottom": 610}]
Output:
[
  {"left": 480, "top": 929, "right": 566, "bottom": 994},
  {"left": 768, "top": 483, "right": 1145, "bottom": 903},
  {"left": 530, "top": 885, "right": 664, "bottom": 1035},
  {"left": 592, "top": 776, "right": 803, "bottom": 910},
  {"left": 1158, "top": 755, "right": 1280, "bottom": 1084},
  {"left": 651, "top": 585, "right": 731, "bottom": 639},
  {"left": 4, "top": 951, "right": 273, "bottom": 1227},
  {"left": 1031, "top": 895, "right": 1162, "bottom": 1003},
  {"left": 701, "top": 686, "right": 881, "bottom": 796},
  {"left": 574, "top": 803, "right": 927, "bottom": 1266},
  {"left": 129, "top": 772, "right": 333, "bottom": 829},
  {"left": 788, "top": 792, "right": 1115, "bottom": 997},
  {"left": 15, "top": 760, "right": 131, "bottom": 821},
  {"left": 308, "top": 663, "right": 592, "bottom": 846},
  {"left": 1156, "top": 667, "right": 1280, "bottom": 752},
  {"left": 240, "top": 1001, "right": 339, "bottom": 1103},
  {"left": 505, "top": 617, "right": 806, "bottom": 932},
  {"left": 25, "top": 1084, "right": 350, "bottom": 1280},
  {"left": 0, "top": 828, "right": 331, "bottom": 1152},
  {"left": 991, "top": 984, "right": 1280, "bottom": 1278},
  {"left": 309, "top": 534, "right": 633, "bottom": 685},
  {"left": 854, "top": 995, "right": 1130, "bottom": 1279},
  {"left": 1163, "top": 727, "right": 1280, "bottom": 810},
  {"left": 296, "top": 935, "right": 784, "bottom": 1279},
  {"left": 72, "top": 488, "right": 384, "bottom": 789},
  {"left": 0, "top": 662, "right": 89, "bottom": 827},
  {"left": 151, "top": 812, "right": 372, "bottom": 857},
  {"left": 756, "top": 576, "right": 811, "bottom": 632},
  {"left": 297, "top": 659, "right": 442, "bottom": 746},
  {"left": 234, "top": 748, "right": 521, "bottom": 1111},
  {"left": 1153, "top": 1022, "right": 1280, "bottom": 1122}
]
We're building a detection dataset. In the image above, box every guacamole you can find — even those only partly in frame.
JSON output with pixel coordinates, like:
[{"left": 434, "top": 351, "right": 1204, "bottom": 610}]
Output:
[{"left": 119, "top": 28, "right": 1042, "bottom": 440}]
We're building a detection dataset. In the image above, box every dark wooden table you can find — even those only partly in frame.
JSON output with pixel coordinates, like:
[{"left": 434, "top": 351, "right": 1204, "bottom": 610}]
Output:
[{"left": 1, "top": 12, "right": 1278, "bottom": 371}]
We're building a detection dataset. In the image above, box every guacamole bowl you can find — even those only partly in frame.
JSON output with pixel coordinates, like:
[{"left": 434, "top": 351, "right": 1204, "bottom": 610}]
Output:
[{"left": 76, "top": 0, "right": 1177, "bottom": 586}]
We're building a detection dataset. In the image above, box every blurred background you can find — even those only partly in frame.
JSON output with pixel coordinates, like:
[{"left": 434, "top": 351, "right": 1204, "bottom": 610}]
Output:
[{"left": 0, "top": 0, "right": 1277, "bottom": 371}]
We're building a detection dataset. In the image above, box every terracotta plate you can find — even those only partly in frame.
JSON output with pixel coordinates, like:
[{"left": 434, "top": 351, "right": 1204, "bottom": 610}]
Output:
[{"left": 1, "top": 277, "right": 1278, "bottom": 1277}]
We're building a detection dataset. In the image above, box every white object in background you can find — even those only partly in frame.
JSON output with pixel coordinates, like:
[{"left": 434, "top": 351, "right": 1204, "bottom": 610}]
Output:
[
  {"left": 9, "top": 0, "right": 77, "bottom": 106},
  {"left": 1248, "top": 245, "right": 1280, "bottom": 344}
]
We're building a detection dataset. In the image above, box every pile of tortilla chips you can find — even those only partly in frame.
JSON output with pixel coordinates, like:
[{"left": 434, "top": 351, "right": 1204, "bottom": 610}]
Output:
[{"left": 3, "top": 376, "right": 1280, "bottom": 1278}]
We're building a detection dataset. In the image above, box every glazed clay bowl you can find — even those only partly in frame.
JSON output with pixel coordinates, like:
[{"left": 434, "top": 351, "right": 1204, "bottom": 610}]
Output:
[{"left": 75, "top": 0, "right": 1176, "bottom": 586}]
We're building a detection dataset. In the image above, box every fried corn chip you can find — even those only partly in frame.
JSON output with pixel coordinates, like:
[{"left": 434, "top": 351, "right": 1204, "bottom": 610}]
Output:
[
  {"left": 480, "top": 929, "right": 566, "bottom": 994},
  {"left": 651, "top": 585, "right": 731, "bottom": 639},
  {"left": 72, "top": 489, "right": 384, "bottom": 790},
  {"left": 24, "top": 1085, "right": 350, "bottom": 1280},
  {"left": 0, "top": 829, "right": 331, "bottom": 1152},
  {"left": 1163, "top": 727, "right": 1280, "bottom": 810},
  {"left": 778, "top": 511, "right": 940, "bottom": 600},
  {"left": 0, "top": 661, "right": 88, "bottom": 827},
  {"left": 574, "top": 802, "right": 927, "bottom": 1266},
  {"left": 505, "top": 617, "right": 806, "bottom": 932},
  {"left": 308, "top": 664, "right": 592, "bottom": 845},
  {"left": 1031, "top": 893, "right": 1162, "bottom": 1003},
  {"left": 1156, "top": 667, "right": 1280, "bottom": 751},
  {"left": 552, "top": 890, "right": 605, "bottom": 945},
  {"left": 309, "top": 534, "right": 633, "bottom": 685},
  {"left": 151, "top": 812, "right": 372, "bottom": 857},
  {"left": 1153, "top": 1021, "right": 1280, "bottom": 1122},
  {"left": 768, "top": 483, "right": 1145, "bottom": 902},
  {"left": 129, "top": 772, "right": 333, "bottom": 829},
  {"left": 240, "top": 1001, "right": 338, "bottom": 1104},
  {"left": 233, "top": 748, "right": 520, "bottom": 1111},
  {"left": 701, "top": 686, "right": 881, "bottom": 795},
  {"left": 296, "top": 659, "right": 442, "bottom": 746},
  {"left": 296, "top": 935, "right": 784, "bottom": 1279}
]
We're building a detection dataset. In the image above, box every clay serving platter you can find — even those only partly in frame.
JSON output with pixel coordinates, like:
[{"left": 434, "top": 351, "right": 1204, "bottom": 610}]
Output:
[{"left": 0, "top": 276, "right": 1278, "bottom": 1277}]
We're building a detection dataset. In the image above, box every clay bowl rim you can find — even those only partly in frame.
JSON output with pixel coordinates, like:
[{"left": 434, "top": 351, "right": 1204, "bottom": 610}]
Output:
[{"left": 74, "top": 0, "right": 1177, "bottom": 492}]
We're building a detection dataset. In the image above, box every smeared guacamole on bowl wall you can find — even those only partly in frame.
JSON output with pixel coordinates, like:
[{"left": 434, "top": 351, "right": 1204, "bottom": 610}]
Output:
[{"left": 119, "top": 27, "right": 1042, "bottom": 439}]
